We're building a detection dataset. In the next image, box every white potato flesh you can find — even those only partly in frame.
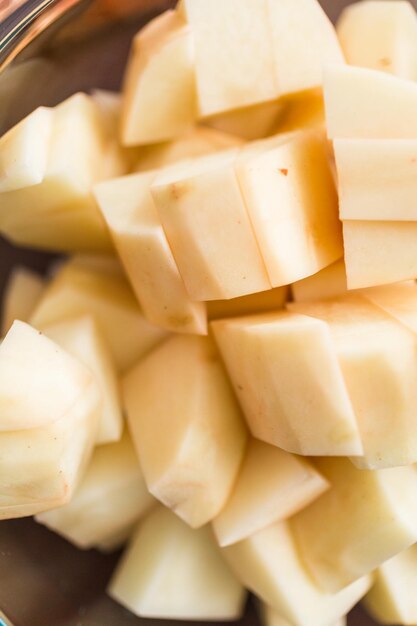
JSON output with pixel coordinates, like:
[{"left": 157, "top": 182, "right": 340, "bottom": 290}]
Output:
[
  {"left": 363, "top": 281, "right": 417, "bottom": 335},
  {"left": 94, "top": 171, "right": 207, "bottom": 335},
  {"left": 122, "top": 335, "right": 247, "bottom": 528},
  {"left": 222, "top": 519, "right": 371, "bottom": 626},
  {"left": 213, "top": 438, "right": 328, "bottom": 546},
  {"left": 260, "top": 603, "right": 347, "bottom": 626},
  {"left": 292, "top": 458, "right": 417, "bottom": 592},
  {"left": 109, "top": 506, "right": 246, "bottom": 620},
  {"left": 212, "top": 311, "right": 362, "bottom": 456},
  {"left": 1, "top": 267, "right": 45, "bottom": 335},
  {"left": 36, "top": 430, "right": 155, "bottom": 549},
  {"left": 208, "top": 286, "right": 289, "bottom": 320},
  {"left": 291, "top": 260, "right": 347, "bottom": 302},
  {"left": 204, "top": 100, "right": 284, "bottom": 141}
]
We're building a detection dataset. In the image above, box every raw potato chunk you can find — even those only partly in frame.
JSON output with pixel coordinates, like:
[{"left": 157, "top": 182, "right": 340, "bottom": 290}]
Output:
[
  {"left": 36, "top": 430, "right": 155, "bottom": 549},
  {"left": 122, "top": 335, "right": 247, "bottom": 528},
  {"left": 363, "top": 281, "right": 417, "bottom": 335},
  {"left": 273, "top": 90, "right": 325, "bottom": 134},
  {"left": 343, "top": 220, "right": 417, "bottom": 289},
  {"left": 134, "top": 126, "right": 243, "bottom": 172},
  {"left": 324, "top": 65, "right": 417, "bottom": 139},
  {"left": 121, "top": 11, "right": 197, "bottom": 145},
  {"left": 109, "top": 507, "right": 246, "bottom": 620},
  {"left": 261, "top": 603, "right": 346, "bottom": 626},
  {"left": 212, "top": 439, "right": 329, "bottom": 547},
  {"left": 1, "top": 267, "right": 45, "bottom": 335},
  {"left": 204, "top": 101, "right": 285, "bottom": 142},
  {"left": 292, "top": 260, "right": 347, "bottom": 302},
  {"left": 337, "top": 1, "right": 417, "bottom": 80},
  {"left": 152, "top": 149, "right": 271, "bottom": 300},
  {"left": 222, "top": 519, "right": 371, "bottom": 626},
  {"left": 212, "top": 311, "right": 361, "bottom": 456},
  {"left": 94, "top": 171, "right": 207, "bottom": 335},
  {"left": 364, "top": 544, "right": 417, "bottom": 625},
  {"left": 208, "top": 286, "right": 288, "bottom": 320},
  {"left": 30, "top": 263, "right": 166, "bottom": 372},
  {"left": 335, "top": 139, "right": 417, "bottom": 221},
  {"left": 0, "top": 93, "right": 112, "bottom": 252},
  {"left": 236, "top": 130, "right": 342, "bottom": 286},
  {"left": 0, "top": 321, "right": 100, "bottom": 518},
  {"left": 292, "top": 458, "right": 417, "bottom": 592},
  {"left": 44, "top": 316, "right": 123, "bottom": 445}
]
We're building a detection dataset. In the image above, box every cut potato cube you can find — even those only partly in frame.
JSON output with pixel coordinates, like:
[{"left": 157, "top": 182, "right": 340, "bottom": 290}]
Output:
[
  {"left": 337, "top": 1, "right": 417, "bottom": 80},
  {"left": 121, "top": 11, "right": 197, "bottom": 145},
  {"left": 212, "top": 439, "right": 328, "bottom": 547},
  {"left": 292, "top": 458, "right": 417, "bottom": 592},
  {"left": 0, "top": 321, "right": 100, "bottom": 517},
  {"left": 94, "top": 171, "right": 207, "bottom": 335},
  {"left": 335, "top": 139, "right": 417, "bottom": 221},
  {"left": 44, "top": 316, "right": 122, "bottom": 445},
  {"left": 152, "top": 149, "right": 271, "bottom": 300},
  {"left": 30, "top": 263, "right": 166, "bottom": 372},
  {"left": 260, "top": 603, "right": 347, "bottom": 626},
  {"left": 343, "top": 220, "right": 417, "bottom": 289},
  {"left": 204, "top": 100, "right": 285, "bottom": 141},
  {"left": 236, "top": 130, "right": 342, "bottom": 286},
  {"left": 122, "top": 335, "right": 247, "bottom": 528},
  {"left": 292, "top": 260, "right": 347, "bottom": 302},
  {"left": 363, "top": 281, "right": 417, "bottom": 335},
  {"left": 212, "top": 311, "right": 361, "bottom": 456},
  {"left": 324, "top": 65, "right": 417, "bottom": 139},
  {"left": 208, "top": 286, "right": 288, "bottom": 320},
  {"left": 1, "top": 267, "right": 45, "bottom": 335},
  {"left": 36, "top": 430, "right": 155, "bottom": 549},
  {"left": 109, "top": 506, "right": 246, "bottom": 620},
  {"left": 364, "top": 544, "right": 417, "bottom": 625},
  {"left": 222, "top": 519, "right": 371, "bottom": 626},
  {"left": 273, "top": 90, "right": 325, "bottom": 134}
]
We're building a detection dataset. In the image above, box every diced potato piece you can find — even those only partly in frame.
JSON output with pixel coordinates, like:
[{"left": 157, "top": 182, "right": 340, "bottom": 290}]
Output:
[
  {"left": 44, "top": 316, "right": 122, "bottom": 445},
  {"left": 212, "top": 311, "right": 361, "bottom": 456},
  {"left": 212, "top": 439, "right": 328, "bottom": 547},
  {"left": 0, "top": 321, "right": 100, "bottom": 517},
  {"left": 122, "top": 335, "right": 247, "bottom": 528},
  {"left": 236, "top": 130, "right": 342, "bottom": 286},
  {"left": 30, "top": 263, "right": 166, "bottom": 372},
  {"left": 36, "top": 430, "right": 155, "bottom": 549},
  {"left": 152, "top": 149, "right": 271, "bottom": 300},
  {"left": 260, "top": 603, "right": 347, "bottom": 626},
  {"left": 337, "top": 1, "right": 417, "bottom": 80},
  {"left": 292, "top": 260, "right": 347, "bottom": 302},
  {"left": 134, "top": 126, "right": 243, "bottom": 172},
  {"left": 273, "top": 90, "right": 325, "bottom": 134},
  {"left": 292, "top": 458, "right": 417, "bottom": 591},
  {"left": 0, "top": 107, "right": 53, "bottom": 192},
  {"left": 222, "top": 519, "right": 371, "bottom": 626},
  {"left": 363, "top": 281, "right": 417, "bottom": 335},
  {"left": 343, "top": 220, "right": 417, "bottom": 289},
  {"left": 364, "top": 544, "right": 417, "bottom": 625},
  {"left": 0, "top": 93, "right": 112, "bottom": 252},
  {"left": 109, "top": 506, "right": 246, "bottom": 620},
  {"left": 121, "top": 11, "right": 197, "bottom": 145},
  {"left": 94, "top": 171, "right": 207, "bottom": 335},
  {"left": 324, "top": 65, "right": 417, "bottom": 139},
  {"left": 204, "top": 101, "right": 285, "bottom": 141},
  {"left": 208, "top": 286, "right": 288, "bottom": 320},
  {"left": 96, "top": 522, "right": 137, "bottom": 553},
  {"left": 335, "top": 139, "right": 417, "bottom": 221},
  {"left": 1, "top": 267, "right": 45, "bottom": 335}
]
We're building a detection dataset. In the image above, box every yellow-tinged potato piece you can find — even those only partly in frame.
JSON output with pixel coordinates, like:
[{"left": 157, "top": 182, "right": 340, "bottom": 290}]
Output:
[
  {"left": 273, "top": 89, "right": 325, "bottom": 134},
  {"left": 222, "top": 519, "right": 371, "bottom": 626},
  {"left": 292, "top": 260, "right": 347, "bottom": 302},
  {"left": 364, "top": 544, "right": 417, "bottom": 625},
  {"left": 121, "top": 11, "right": 197, "bottom": 145},
  {"left": 208, "top": 286, "right": 288, "bottom": 320},
  {"left": 290, "top": 295, "right": 417, "bottom": 469},
  {"left": 343, "top": 220, "right": 417, "bottom": 289},
  {"left": 212, "top": 439, "right": 328, "bottom": 547},
  {"left": 36, "top": 430, "right": 155, "bottom": 549},
  {"left": 363, "top": 281, "right": 417, "bottom": 335},
  {"left": 324, "top": 65, "right": 417, "bottom": 139},
  {"left": 30, "top": 263, "right": 166, "bottom": 372},
  {"left": 236, "top": 130, "right": 342, "bottom": 286},
  {"left": 151, "top": 148, "right": 271, "bottom": 301},
  {"left": 337, "top": 1, "right": 417, "bottom": 80},
  {"left": 122, "top": 335, "right": 247, "bottom": 528},
  {"left": 94, "top": 171, "right": 207, "bottom": 335},
  {"left": 44, "top": 316, "right": 122, "bottom": 445},
  {"left": 292, "top": 458, "right": 417, "bottom": 592},
  {"left": 204, "top": 101, "right": 285, "bottom": 142},
  {"left": 0, "top": 321, "right": 100, "bottom": 518},
  {"left": 133, "top": 126, "right": 243, "bottom": 172},
  {"left": 109, "top": 506, "right": 246, "bottom": 620},
  {"left": 260, "top": 603, "right": 347, "bottom": 626},
  {"left": 335, "top": 139, "right": 417, "bottom": 221},
  {"left": 1, "top": 267, "right": 45, "bottom": 335},
  {"left": 212, "top": 311, "right": 361, "bottom": 456}
]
